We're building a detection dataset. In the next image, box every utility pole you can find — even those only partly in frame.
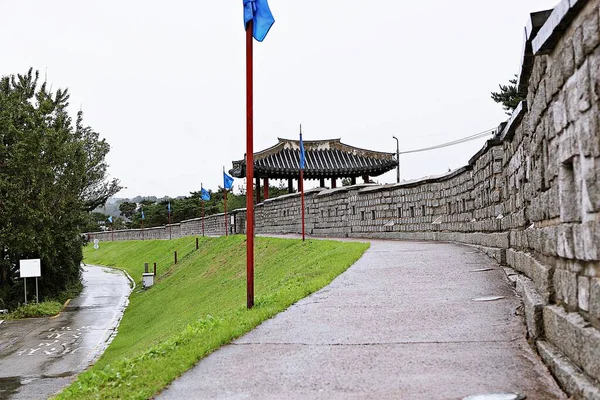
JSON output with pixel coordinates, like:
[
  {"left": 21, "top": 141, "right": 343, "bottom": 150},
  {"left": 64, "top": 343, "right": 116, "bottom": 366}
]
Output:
[{"left": 392, "top": 136, "right": 400, "bottom": 183}]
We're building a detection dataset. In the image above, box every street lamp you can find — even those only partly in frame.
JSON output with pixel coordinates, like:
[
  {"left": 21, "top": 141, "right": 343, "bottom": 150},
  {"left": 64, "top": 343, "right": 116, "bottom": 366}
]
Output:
[{"left": 392, "top": 136, "right": 400, "bottom": 183}]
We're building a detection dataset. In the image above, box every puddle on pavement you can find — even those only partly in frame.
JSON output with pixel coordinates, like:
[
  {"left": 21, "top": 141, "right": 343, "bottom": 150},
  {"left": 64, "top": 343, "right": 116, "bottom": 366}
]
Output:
[
  {"left": 472, "top": 296, "right": 506, "bottom": 302},
  {"left": 0, "top": 377, "right": 21, "bottom": 400},
  {"left": 0, "top": 372, "right": 74, "bottom": 399}
]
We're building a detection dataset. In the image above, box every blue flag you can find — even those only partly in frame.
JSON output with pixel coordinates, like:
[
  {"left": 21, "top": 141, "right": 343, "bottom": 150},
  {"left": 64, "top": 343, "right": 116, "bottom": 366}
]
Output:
[
  {"left": 141, "top": 210, "right": 145, "bottom": 220},
  {"left": 167, "top": 202, "right": 171, "bottom": 213},
  {"left": 223, "top": 172, "right": 234, "bottom": 190},
  {"left": 243, "top": 0, "right": 275, "bottom": 42},
  {"left": 299, "top": 133, "right": 306, "bottom": 170},
  {"left": 107, "top": 215, "right": 113, "bottom": 223},
  {"left": 201, "top": 188, "right": 211, "bottom": 201}
]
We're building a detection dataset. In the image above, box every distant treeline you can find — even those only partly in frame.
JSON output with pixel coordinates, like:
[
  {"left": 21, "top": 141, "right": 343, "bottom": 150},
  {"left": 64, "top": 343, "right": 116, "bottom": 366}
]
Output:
[{"left": 85, "top": 185, "right": 290, "bottom": 232}]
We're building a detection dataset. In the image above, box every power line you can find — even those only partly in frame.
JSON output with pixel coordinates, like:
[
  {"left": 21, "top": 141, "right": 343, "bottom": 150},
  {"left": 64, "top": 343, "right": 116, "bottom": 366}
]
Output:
[{"left": 399, "top": 128, "right": 496, "bottom": 155}]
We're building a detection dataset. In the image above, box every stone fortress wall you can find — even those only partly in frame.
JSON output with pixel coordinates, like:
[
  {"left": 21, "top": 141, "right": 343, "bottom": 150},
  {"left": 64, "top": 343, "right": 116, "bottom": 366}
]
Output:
[{"left": 89, "top": 0, "right": 600, "bottom": 397}]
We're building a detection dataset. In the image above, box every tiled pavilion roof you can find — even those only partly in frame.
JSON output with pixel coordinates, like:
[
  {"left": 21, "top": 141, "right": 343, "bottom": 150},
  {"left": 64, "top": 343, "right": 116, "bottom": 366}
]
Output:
[{"left": 230, "top": 138, "right": 398, "bottom": 180}]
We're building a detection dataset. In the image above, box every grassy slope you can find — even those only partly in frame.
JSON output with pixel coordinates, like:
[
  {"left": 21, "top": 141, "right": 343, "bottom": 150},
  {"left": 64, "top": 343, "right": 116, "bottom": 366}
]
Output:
[{"left": 57, "top": 235, "right": 368, "bottom": 399}]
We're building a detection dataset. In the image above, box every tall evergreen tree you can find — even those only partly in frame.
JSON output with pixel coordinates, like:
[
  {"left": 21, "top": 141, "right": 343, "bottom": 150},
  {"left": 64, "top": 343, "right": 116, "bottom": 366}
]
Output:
[
  {"left": 0, "top": 69, "right": 121, "bottom": 306},
  {"left": 490, "top": 75, "right": 524, "bottom": 115}
]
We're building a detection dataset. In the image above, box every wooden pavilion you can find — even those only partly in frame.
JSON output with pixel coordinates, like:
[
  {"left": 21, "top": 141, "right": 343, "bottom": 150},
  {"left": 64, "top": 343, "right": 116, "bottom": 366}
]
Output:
[{"left": 229, "top": 138, "right": 398, "bottom": 203}]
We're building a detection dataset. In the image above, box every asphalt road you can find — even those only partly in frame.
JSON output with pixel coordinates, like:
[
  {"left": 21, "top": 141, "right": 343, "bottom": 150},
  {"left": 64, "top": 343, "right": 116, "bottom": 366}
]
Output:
[
  {"left": 0, "top": 265, "right": 131, "bottom": 400},
  {"left": 159, "top": 239, "right": 566, "bottom": 400}
]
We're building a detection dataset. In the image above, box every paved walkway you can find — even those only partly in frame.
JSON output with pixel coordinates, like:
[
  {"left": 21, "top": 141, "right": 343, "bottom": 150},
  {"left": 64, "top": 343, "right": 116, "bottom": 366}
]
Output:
[
  {"left": 0, "top": 265, "right": 131, "bottom": 400},
  {"left": 159, "top": 239, "right": 565, "bottom": 399}
]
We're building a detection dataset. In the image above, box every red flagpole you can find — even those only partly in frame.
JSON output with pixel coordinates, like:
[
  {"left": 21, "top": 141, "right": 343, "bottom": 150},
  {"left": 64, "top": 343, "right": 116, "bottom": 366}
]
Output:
[
  {"left": 246, "top": 20, "right": 255, "bottom": 309},
  {"left": 300, "top": 169, "right": 305, "bottom": 241}
]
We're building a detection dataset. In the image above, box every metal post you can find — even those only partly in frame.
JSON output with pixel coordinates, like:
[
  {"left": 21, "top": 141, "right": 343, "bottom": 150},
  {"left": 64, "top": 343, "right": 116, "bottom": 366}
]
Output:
[
  {"left": 300, "top": 169, "right": 305, "bottom": 241},
  {"left": 393, "top": 135, "right": 400, "bottom": 183},
  {"left": 196, "top": 237, "right": 199, "bottom": 250},
  {"left": 144, "top": 263, "right": 149, "bottom": 273},
  {"left": 153, "top": 262, "right": 157, "bottom": 276},
  {"left": 24, "top": 278, "right": 27, "bottom": 305},
  {"left": 202, "top": 201, "right": 205, "bottom": 237},
  {"left": 174, "top": 251, "right": 178, "bottom": 264},
  {"left": 35, "top": 277, "right": 39, "bottom": 304},
  {"left": 246, "top": 20, "right": 255, "bottom": 309},
  {"left": 168, "top": 210, "right": 172, "bottom": 240}
]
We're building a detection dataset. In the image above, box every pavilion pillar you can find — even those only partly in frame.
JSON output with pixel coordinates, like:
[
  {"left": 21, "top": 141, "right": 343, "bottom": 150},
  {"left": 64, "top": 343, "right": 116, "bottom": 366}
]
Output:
[
  {"left": 320, "top": 178, "right": 325, "bottom": 188},
  {"left": 255, "top": 177, "right": 261, "bottom": 204},
  {"left": 362, "top": 175, "right": 370, "bottom": 183},
  {"left": 331, "top": 178, "right": 337, "bottom": 188},
  {"left": 288, "top": 178, "right": 294, "bottom": 193},
  {"left": 263, "top": 178, "right": 269, "bottom": 200},
  {"left": 351, "top": 176, "right": 356, "bottom": 185}
]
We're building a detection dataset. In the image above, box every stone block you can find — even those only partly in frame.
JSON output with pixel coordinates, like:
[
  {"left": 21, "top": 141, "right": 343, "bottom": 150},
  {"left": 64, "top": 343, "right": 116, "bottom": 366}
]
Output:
[
  {"left": 573, "top": 25, "right": 585, "bottom": 68},
  {"left": 558, "top": 125, "right": 578, "bottom": 163},
  {"left": 557, "top": 224, "right": 575, "bottom": 258},
  {"left": 579, "top": 275, "right": 591, "bottom": 312},
  {"left": 543, "top": 305, "right": 584, "bottom": 366},
  {"left": 582, "top": 7, "right": 600, "bottom": 55},
  {"left": 591, "top": 277, "right": 600, "bottom": 322},
  {"left": 561, "top": 36, "right": 576, "bottom": 84},
  {"left": 559, "top": 158, "right": 583, "bottom": 222},
  {"left": 581, "top": 324, "right": 600, "bottom": 383},
  {"left": 554, "top": 268, "right": 579, "bottom": 311},
  {"left": 591, "top": 46, "right": 600, "bottom": 102},
  {"left": 577, "top": 110, "right": 600, "bottom": 157},
  {"left": 552, "top": 93, "right": 569, "bottom": 134},
  {"left": 576, "top": 60, "right": 592, "bottom": 113},
  {"left": 537, "top": 340, "right": 600, "bottom": 400},
  {"left": 516, "top": 275, "right": 546, "bottom": 339}
]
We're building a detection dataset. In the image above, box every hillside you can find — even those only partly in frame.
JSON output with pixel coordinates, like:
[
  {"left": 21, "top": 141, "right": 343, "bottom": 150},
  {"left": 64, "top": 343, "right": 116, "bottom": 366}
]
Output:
[{"left": 57, "top": 235, "right": 369, "bottom": 399}]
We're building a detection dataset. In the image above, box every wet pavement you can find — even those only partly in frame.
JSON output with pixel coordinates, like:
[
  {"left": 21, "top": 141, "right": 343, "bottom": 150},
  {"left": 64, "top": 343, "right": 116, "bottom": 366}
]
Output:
[
  {"left": 159, "top": 239, "right": 566, "bottom": 400},
  {"left": 0, "top": 265, "right": 131, "bottom": 400}
]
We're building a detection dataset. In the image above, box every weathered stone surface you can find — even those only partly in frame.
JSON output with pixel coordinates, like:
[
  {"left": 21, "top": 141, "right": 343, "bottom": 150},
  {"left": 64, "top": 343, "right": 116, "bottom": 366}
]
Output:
[
  {"left": 582, "top": 6, "right": 600, "bottom": 55},
  {"left": 516, "top": 275, "right": 546, "bottom": 339},
  {"left": 544, "top": 305, "right": 600, "bottom": 383},
  {"left": 591, "top": 278, "right": 600, "bottom": 324},
  {"left": 538, "top": 340, "right": 600, "bottom": 399},
  {"left": 579, "top": 275, "right": 591, "bottom": 311}
]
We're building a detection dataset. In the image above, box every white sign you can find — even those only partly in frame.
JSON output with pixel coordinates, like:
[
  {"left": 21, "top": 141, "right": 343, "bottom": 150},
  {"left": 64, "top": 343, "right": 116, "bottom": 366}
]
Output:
[
  {"left": 19, "top": 259, "right": 41, "bottom": 278},
  {"left": 94, "top": 243, "right": 99, "bottom": 250},
  {"left": 93, "top": 239, "right": 99, "bottom": 244}
]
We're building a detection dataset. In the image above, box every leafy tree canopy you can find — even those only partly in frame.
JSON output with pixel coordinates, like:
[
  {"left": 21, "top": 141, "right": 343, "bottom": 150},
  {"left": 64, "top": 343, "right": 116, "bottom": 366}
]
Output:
[{"left": 0, "top": 68, "right": 121, "bottom": 307}]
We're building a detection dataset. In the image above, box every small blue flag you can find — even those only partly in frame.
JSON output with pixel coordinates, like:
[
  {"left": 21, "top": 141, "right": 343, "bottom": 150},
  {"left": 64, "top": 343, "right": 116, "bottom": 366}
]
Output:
[
  {"left": 223, "top": 172, "right": 234, "bottom": 190},
  {"left": 141, "top": 210, "right": 145, "bottom": 220},
  {"left": 299, "top": 133, "right": 306, "bottom": 170},
  {"left": 201, "top": 188, "right": 211, "bottom": 201},
  {"left": 243, "top": 0, "right": 275, "bottom": 42},
  {"left": 107, "top": 215, "right": 113, "bottom": 223},
  {"left": 167, "top": 202, "right": 171, "bottom": 213}
]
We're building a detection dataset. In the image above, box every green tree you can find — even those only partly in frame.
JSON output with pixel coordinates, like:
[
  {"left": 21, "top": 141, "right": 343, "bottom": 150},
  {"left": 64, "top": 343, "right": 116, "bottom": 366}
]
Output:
[
  {"left": 490, "top": 75, "right": 524, "bottom": 115},
  {"left": 119, "top": 201, "right": 137, "bottom": 221},
  {"left": 0, "top": 69, "right": 121, "bottom": 307}
]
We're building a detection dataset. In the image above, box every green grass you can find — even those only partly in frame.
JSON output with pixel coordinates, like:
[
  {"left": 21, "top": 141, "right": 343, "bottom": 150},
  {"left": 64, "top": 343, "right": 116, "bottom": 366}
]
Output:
[
  {"left": 56, "top": 235, "right": 368, "bottom": 399},
  {"left": 5, "top": 301, "right": 63, "bottom": 319}
]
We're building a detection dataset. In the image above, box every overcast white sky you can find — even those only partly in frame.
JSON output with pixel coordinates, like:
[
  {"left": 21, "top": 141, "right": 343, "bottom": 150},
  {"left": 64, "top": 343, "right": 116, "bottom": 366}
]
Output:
[{"left": 2, "top": 0, "right": 558, "bottom": 198}]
